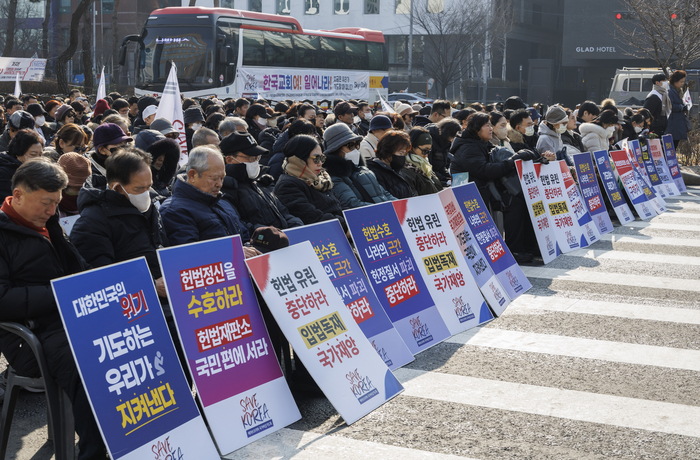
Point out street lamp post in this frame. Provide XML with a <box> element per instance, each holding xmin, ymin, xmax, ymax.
<box><xmin>519</xmin><ymin>65</ymin><xmax>523</xmax><ymax>97</ymax></box>
<box><xmin>407</xmin><ymin>0</ymin><xmax>414</xmax><ymax>93</ymax></box>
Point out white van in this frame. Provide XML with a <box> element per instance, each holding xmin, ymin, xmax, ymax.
<box><xmin>608</xmin><ymin>67</ymin><xmax>663</xmax><ymax>107</ymax></box>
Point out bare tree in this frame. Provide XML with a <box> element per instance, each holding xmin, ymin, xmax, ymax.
<box><xmin>43</xmin><ymin>0</ymin><xmax>53</xmax><ymax>59</ymax></box>
<box><xmin>111</xmin><ymin>0</ymin><xmax>122</xmax><ymax>85</ymax></box>
<box><xmin>81</xmin><ymin>5</ymin><xmax>94</xmax><ymax>94</ymax></box>
<box><xmin>614</xmin><ymin>0</ymin><xmax>700</xmax><ymax>73</ymax></box>
<box><xmin>56</xmin><ymin>0</ymin><xmax>94</xmax><ymax>94</ymax></box>
<box><xmin>409</xmin><ymin>0</ymin><xmax>507</xmax><ymax>98</ymax></box>
<box><xmin>2</xmin><ymin>0</ymin><xmax>18</xmax><ymax>56</ymax></box>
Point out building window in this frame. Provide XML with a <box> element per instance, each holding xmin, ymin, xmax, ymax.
<box><xmin>58</xmin><ymin>0</ymin><xmax>71</xmax><ymax>14</ymax></box>
<box><xmin>365</xmin><ymin>0</ymin><xmax>379</xmax><ymax>14</ymax></box>
<box><xmin>427</xmin><ymin>0</ymin><xmax>443</xmax><ymax>13</ymax></box>
<box><xmin>395</xmin><ymin>0</ymin><xmax>410</xmax><ymax>14</ymax></box>
<box><xmin>249</xmin><ymin>0</ymin><xmax>262</xmax><ymax>12</ymax></box>
<box><xmin>277</xmin><ymin>0</ymin><xmax>291</xmax><ymax>15</ymax></box>
<box><xmin>334</xmin><ymin>0</ymin><xmax>349</xmax><ymax>14</ymax></box>
<box><xmin>102</xmin><ymin>0</ymin><xmax>115</xmax><ymax>14</ymax></box>
<box><xmin>532</xmin><ymin>3</ymin><xmax>542</xmax><ymax>26</ymax></box>
<box><xmin>305</xmin><ymin>0</ymin><xmax>319</xmax><ymax>14</ymax></box>
<box><xmin>221</xmin><ymin>0</ymin><xmax>234</xmax><ymax>8</ymax></box>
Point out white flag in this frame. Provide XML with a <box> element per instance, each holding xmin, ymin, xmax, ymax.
<box><xmin>683</xmin><ymin>88</ymin><xmax>693</xmax><ymax>110</ymax></box>
<box><xmin>377</xmin><ymin>90</ymin><xmax>395</xmax><ymax>113</ymax></box>
<box><xmin>155</xmin><ymin>63</ymin><xmax>188</xmax><ymax>166</ymax></box>
<box><xmin>14</xmin><ymin>73</ymin><xmax>21</xmax><ymax>98</ymax></box>
<box><xmin>96</xmin><ymin>66</ymin><xmax>106</xmax><ymax>101</ymax></box>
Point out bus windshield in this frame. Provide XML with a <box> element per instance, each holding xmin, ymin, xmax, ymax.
<box><xmin>137</xmin><ymin>26</ymin><xmax>215</xmax><ymax>92</ymax></box>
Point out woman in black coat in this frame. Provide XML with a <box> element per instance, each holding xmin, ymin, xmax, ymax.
<box><xmin>665</xmin><ymin>70</ymin><xmax>689</xmax><ymax>149</ymax></box>
<box><xmin>367</xmin><ymin>130</ymin><xmax>416</xmax><ymax>199</ymax></box>
<box><xmin>273</xmin><ymin>135</ymin><xmax>347</xmax><ymax>230</ymax></box>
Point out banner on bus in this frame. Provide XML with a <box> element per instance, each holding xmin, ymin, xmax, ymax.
<box><xmin>246</xmin><ymin>242</ymin><xmax>404</xmax><ymax>425</ymax></box>
<box><xmin>648</xmin><ymin>139</ymin><xmax>681</xmax><ymax>196</ymax></box>
<box><xmin>344</xmin><ymin>202</ymin><xmax>451</xmax><ymax>355</ymax></box>
<box><xmin>51</xmin><ymin>258</ymin><xmax>219</xmax><ymax>460</ymax></box>
<box><xmin>157</xmin><ymin>236</ymin><xmax>300</xmax><ymax>454</ymax></box>
<box><xmin>559</xmin><ymin>161</ymin><xmax>601</xmax><ymax>246</ymax></box>
<box><xmin>237</xmin><ymin>67</ymin><xmax>370</xmax><ymax>100</ymax></box>
<box><xmin>572</xmin><ymin>152</ymin><xmax>613</xmax><ymax>236</ymax></box>
<box><xmin>285</xmin><ymin>220</ymin><xmax>414</xmax><ymax>370</ymax></box>
<box><xmin>0</xmin><ymin>57</ymin><xmax>47</xmax><ymax>81</ymax></box>
<box><xmin>448</xmin><ymin>183</ymin><xmax>531</xmax><ymax>307</ymax></box>
<box><xmin>609</xmin><ymin>150</ymin><xmax>656</xmax><ymax>220</ymax></box>
<box><xmin>438</xmin><ymin>188</ymin><xmax>511</xmax><ymax>314</ymax></box>
<box><xmin>592</xmin><ymin>150</ymin><xmax>635</xmax><ymax>225</ymax></box>
<box><xmin>516</xmin><ymin>159</ymin><xmax>560</xmax><ymax>264</ymax></box>
<box><xmin>393</xmin><ymin>195</ymin><xmax>493</xmax><ymax>333</ymax></box>
<box><xmin>661</xmin><ymin>134</ymin><xmax>687</xmax><ymax>193</ymax></box>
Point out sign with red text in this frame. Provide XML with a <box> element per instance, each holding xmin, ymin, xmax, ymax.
<box><xmin>285</xmin><ymin>220</ymin><xmax>414</xmax><ymax>370</ymax></box>
<box><xmin>592</xmin><ymin>150</ymin><xmax>635</xmax><ymax>225</ymax></box>
<box><xmin>572</xmin><ymin>152</ymin><xmax>613</xmax><ymax>236</ymax></box>
<box><xmin>662</xmin><ymin>134</ymin><xmax>687</xmax><ymax>193</ymax></box>
<box><xmin>393</xmin><ymin>195</ymin><xmax>493</xmax><ymax>332</ymax></box>
<box><xmin>609</xmin><ymin>150</ymin><xmax>656</xmax><ymax>220</ymax></box>
<box><xmin>246</xmin><ymin>242</ymin><xmax>404</xmax><ymax>425</ymax></box>
<box><xmin>538</xmin><ymin>161</ymin><xmax>586</xmax><ymax>252</ymax></box>
<box><xmin>438</xmin><ymin>188</ymin><xmax>511</xmax><ymax>314</ymax></box>
<box><xmin>157</xmin><ymin>236</ymin><xmax>300</xmax><ymax>454</ymax></box>
<box><xmin>648</xmin><ymin>139</ymin><xmax>681</xmax><ymax>196</ymax></box>
<box><xmin>51</xmin><ymin>258</ymin><xmax>219</xmax><ymax>460</ymax></box>
<box><xmin>559</xmin><ymin>161</ymin><xmax>601</xmax><ymax>246</ymax></box>
<box><xmin>636</xmin><ymin>139</ymin><xmax>670</xmax><ymax>198</ymax></box>
<box><xmin>516</xmin><ymin>160</ymin><xmax>560</xmax><ymax>263</ymax></box>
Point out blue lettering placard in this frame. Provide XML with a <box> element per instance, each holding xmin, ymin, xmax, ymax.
<box><xmin>344</xmin><ymin>203</ymin><xmax>451</xmax><ymax>355</ymax></box>
<box><xmin>572</xmin><ymin>152</ymin><xmax>613</xmax><ymax>235</ymax></box>
<box><xmin>285</xmin><ymin>220</ymin><xmax>414</xmax><ymax>370</ymax></box>
<box><xmin>662</xmin><ymin>134</ymin><xmax>687</xmax><ymax>193</ymax></box>
<box><xmin>52</xmin><ymin>258</ymin><xmax>219</xmax><ymax>460</ymax></box>
<box><xmin>592</xmin><ymin>150</ymin><xmax>635</xmax><ymax>225</ymax></box>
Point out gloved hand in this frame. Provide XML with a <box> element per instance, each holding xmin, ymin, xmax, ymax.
<box><xmin>512</xmin><ymin>149</ymin><xmax>538</xmax><ymax>161</ymax></box>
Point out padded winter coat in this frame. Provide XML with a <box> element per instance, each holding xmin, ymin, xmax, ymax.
<box><xmin>274</xmin><ymin>172</ymin><xmax>347</xmax><ymax>230</ymax></box>
<box><xmin>323</xmin><ymin>154</ymin><xmax>395</xmax><ymax>209</ymax></box>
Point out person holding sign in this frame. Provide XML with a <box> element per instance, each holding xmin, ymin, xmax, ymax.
<box><xmin>0</xmin><ymin>159</ymin><xmax>106</xmax><ymax>459</ymax></box>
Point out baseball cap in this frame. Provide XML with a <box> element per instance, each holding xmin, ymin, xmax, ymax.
<box><xmin>150</xmin><ymin>118</ymin><xmax>180</xmax><ymax>136</ymax></box>
<box><xmin>334</xmin><ymin>101</ymin><xmax>358</xmax><ymax>117</ymax></box>
<box><xmin>246</xmin><ymin>104</ymin><xmax>270</xmax><ymax>119</ymax></box>
<box><xmin>219</xmin><ymin>131</ymin><xmax>268</xmax><ymax>157</ymax></box>
<box><xmin>142</xmin><ymin>105</ymin><xmax>158</xmax><ymax>119</ymax></box>
<box><xmin>251</xmin><ymin>226</ymin><xmax>289</xmax><ymax>253</ymax></box>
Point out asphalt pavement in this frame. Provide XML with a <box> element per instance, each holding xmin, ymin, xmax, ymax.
<box><xmin>4</xmin><ymin>186</ymin><xmax>700</xmax><ymax>460</ymax></box>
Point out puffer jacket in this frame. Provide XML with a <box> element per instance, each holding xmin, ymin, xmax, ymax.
<box><xmin>220</xmin><ymin>162</ymin><xmax>303</xmax><ymax>231</ymax></box>
<box><xmin>70</xmin><ymin>184</ymin><xmax>168</xmax><ymax>280</ymax></box>
<box><xmin>665</xmin><ymin>86</ymin><xmax>688</xmax><ymax>141</ymax></box>
<box><xmin>367</xmin><ymin>158</ymin><xmax>416</xmax><ymax>200</ymax></box>
<box><xmin>323</xmin><ymin>154</ymin><xmax>395</xmax><ymax>209</ymax></box>
<box><xmin>536</xmin><ymin>122</ymin><xmax>563</xmax><ymax>155</ymax></box>
<box><xmin>258</xmin><ymin>127</ymin><xmax>280</xmax><ymax>165</ymax></box>
<box><xmin>274</xmin><ymin>172</ymin><xmax>347</xmax><ymax>230</ymax></box>
<box><xmin>0</xmin><ymin>153</ymin><xmax>22</xmax><ymax>200</ymax></box>
<box><xmin>561</xmin><ymin>130</ymin><xmax>585</xmax><ymax>154</ymax></box>
<box><xmin>160</xmin><ymin>175</ymin><xmax>250</xmax><ymax>246</ymax></box>
<box><xmin>400</xmin><ymin>160</ymin><xmax>442</xmax><ymax>196</ymax></box>
<box><xmin>426</xmin><ymin>124</ymin><xmax>451</xmax><ymax>185</ymax></box>
<box><xmin>579</xmin><ymin>123</ymin><xmax>610</xmax><ymax>153</ymax></box>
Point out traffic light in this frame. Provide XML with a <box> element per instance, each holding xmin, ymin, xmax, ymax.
<box><xmin>614</xmin><ymin>11</ymin><xmax>633</xmax><ymax>20</ymax></box>
<box><xmin>671</xmin><ymin>13</ymin><xmax>678</xmax><ymax>19</ymax></box>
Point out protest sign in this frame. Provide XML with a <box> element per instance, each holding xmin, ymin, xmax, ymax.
<box><xmin>155</xmin><ymin>63</ymin><xmax>188</xmax><ymax>165</ymax></box>
<box><xmin>51</xmin><ymin>258</ymin><xmax>219</xmax><ymax>460</ymax></box>
<box><xmin>537</xmin><ymin>161</ymin><xmax>586</xmax><ymax>252</ymax></box>
<box><xmin>648</xmin><ymin>139</ymin><xmax>681</xmax><ymax>196</ymax></box>
<box><xmin>516</xmin><ymin>160</ymin><xmax>560</xmax><ymax>264</ymax></box>
<box><xmin>559</xmin><ymin>161</ymin><xmax>601</xmax><ymax>246</ymax></box>
<box><xmin>609</xmin><ymin>150</ymin><xmax>656</xmax><ymax>220</ymax></box>
<box><xmin>285</xmin><ymin>220</ymin><xmax>414</xmax><ymax>370</ymax></box>
<box><xmin>662</xmin><ymin>134</ymin><xmax>687</xmax><ymax>193</ymax></box>
<box><xmin>621</xmin><ymin>138</ymin><xmax>650</xmax><ymax>187</ymax></box>
<box><xmin>344</xmin><ymin>203</ymin><xmax>451</xmax><ymax>354</ymax></box>
<box><xmin>452</xmin><ymin>173</ymin><xmax>470</xmax><ymax>186</ymax></box>
<box><xmin>636</xmin><ymin>139</ymin><xmax>670</xmax><ymax>197</ymax></box>
<box><xmin>0</xmin><ymin>57</ymin><xmax>47</xmax><ymax>81</ymax></box>
<box><xmin>449</xmin><ymin>183</ymin><xmax>532</xmax><ymax>306</ymax></box>
<box><xmin>439</xmin><ymin>188</ymin><xmax>511</xmax><ymax>314</ymax></box>
<box><xmin>592</xmin><ymin>150</ymin><xmax>635</xmax><ymax>225</ymax></box>
<box><xmin>393</xmin><ymin>195</ymin><xmax>492</xmax><ymax>332</ymax></box>
<box><xmin>157</xmin><ymin>236</ymin><xmax>300</xmax><ymax>454</ymax></box>
<box><xmin>572</xmin><ymin>152</ymin><xmax>613</xmax><ymax>236</ymax></box>
<box><xmin>246</xmin><ymin>242</ymin><xmax>404</xmax><ymax>425</ymax></box>
<box><xmin>632</xmin><ymin>160</ymin><xmax>667</xmax><ymax>215</ymax></box>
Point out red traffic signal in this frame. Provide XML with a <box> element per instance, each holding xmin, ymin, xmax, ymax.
<box><xmin>671</xmin><ymin>13</ymin><xmax>678</xmax><ymax>19</ymax></box>
<box><xmin>616</xmin><ymin>13</ymin><xmax>622</xmax><ymax>19</ymax></box>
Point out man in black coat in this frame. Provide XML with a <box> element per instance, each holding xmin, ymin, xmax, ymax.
<box><xmin>219</xmin><ymin>132</ymin><xmax>303</xmax><ymax>233</ymax></box>
<box><xmin>0</xmin><ymin>159</ymin><xmax>106</xmax><ymax>459</ymax></box>
<box><xmin>643</xmin><ymin>73</ymin><xmax>670</xmax><ymax>136</ymax></box>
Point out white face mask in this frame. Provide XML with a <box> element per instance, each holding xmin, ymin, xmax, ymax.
<box><xmin>267</xmin><ymin>117</ymin><xmax>278</xmax><ymax>127</ymax></box>
<box><xmin>245</xmin><ymin>160</ymin><xmax>260</xmax><ymax>179</ymax></box>
<box><xmin>606</xmin><ymin>126</ymin><xmax>616</xmax><ymax>136</ymax></box>
<box><xmin>634</xmin><ymin>126</ymin><xmax>642</xmax><ymax>133</ymax></box>
<box><xmin>494</xmin><ymin>126</ymin><xmax>508</xmax><ymax>140</ymax></box>
<box><xmin>363</xmin><ymin>112</ymin><xmax>373</xmax><ymax>122</ymax></box>
<box><xmin>346</xmin><ymin>149</ymin><xmax>361</xmax><ymax>166</ymax></box>
<box><xmin>555</xmin><ymin>124</ymin><xmax>567</xmax><ymax>134</ymax></box>
<box><xmin>524</xmin><ymin>126</ymin><xmax>535</xmax><ymax>137</ymax></box>
<box><xmin>191</xmin><ymin>123</ymin><xmax>203</xmax><ymax>131</ymax></box>
<box><xmin>35</xmin><ymin>116</ymin><xmax>45</xmax><ymax>127</ymax></box>
<box><xmin>113</xmin><ymin>183</ymin><xmax>151</xmax><ymax>212</ymax></box>
<box><xmin>353</xmin><ymin>115</ymin><xmax>361</xmax><ymax>124</ymax></box>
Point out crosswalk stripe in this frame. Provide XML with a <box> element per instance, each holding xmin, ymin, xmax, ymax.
<box><xmin>598</xmin><ymin>233</ymin><xmax>700</xmax><ymax>247</ymax></box>
<box><xmin>222</xmin><ymin>427</ymin><xmax>475</xmax><ymax>459</ymax></box>
<box><xmin>655</xmin><ymin>211</ymin><xmax>700</xmax><ymax>219</ymax></box>
<box><xmin>508</xmin><ymin>294</ymin><xmax>700</xmax><ymax>325</ymax></box>
<box><xmin>566</xmin><ymin>247</ymin><xmax>700</xmax><ymax>266</ymax></box>
<box><xmin>623</xmin><ymin>221</ymin><xmax>700</xmax><ymax>231</ymax></box>
<box><xmin>521</xmin><ymin>265</ymin><xmax>700</xmax><ymax>292</ymax></box>
<box><xmin>665</xmin><ymin>195</ymin><xmax>700</xmax><ymax>202</ymax></box>
<box><xmin>394</xmin><ymin>369</ymin><xmax>700</xmax><ymax>438</ymax></box>
<box><xmin>446</xmin><ymin>327</ymin><xmax>700</xmax><ymax>371</ymax></box>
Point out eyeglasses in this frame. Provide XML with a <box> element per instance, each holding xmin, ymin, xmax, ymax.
<box><xmin>109</xmin><ymin>146</ymin><xmax>123</xmax><ymax>154</ymax></box>
<box><xmin>418</xmin><ymin>147</ymin><xmax>431</xmax><ymax>155</ymax></box>
<box><xmin>346</xmin><ymin>141</ymin><xmax>361</xmax><ymax>150</ymax></box>
<box><xmin>238</xmin><ymin>154</ymin><xmax>262</xmax><ymax>162</ymax></box>
<box><xmin>310</xmin><ymin>154</ymin><xmax>326</xmax><ymax>164</ymax></box>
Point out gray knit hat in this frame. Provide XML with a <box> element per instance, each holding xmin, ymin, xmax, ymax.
<box><xmin>323</xmin><ymin>123</ymin><xmax>362</xmax><ymax>155</ymax></box>
<box><xmin>545</xmin><ymin>105</ymin><xmax>568</xmax><ymax>124</ymax></box>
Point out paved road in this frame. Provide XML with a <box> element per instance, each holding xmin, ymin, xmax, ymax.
<box><xmin>5</xmin><ymin>187</ymin><xmax>700</xmax><ymax>459</ymax></box>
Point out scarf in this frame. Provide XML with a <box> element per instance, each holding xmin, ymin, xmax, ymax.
<box><xmin>283</xmin><ymin>156</ymin><xmax>333</xmax><ymax>192</ymax></box>
<box><xmin>652</xmin><ymin>85</ymin><xmax>672</xmax><ymax>118</ymax></box>
<box><xmin>406</xmin><ymin>152</ymin><xmax>433</xmax><ymax>177</ymax></box>
<box><xmin>1</xmin><ymin>196</ymin><xmax>50</xmax><ymax>240</ymax></box>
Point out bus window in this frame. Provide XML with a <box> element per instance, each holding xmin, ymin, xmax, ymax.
<box><xmin>345</xmin><ymin>40</ymin><xmax>368</xmax><ymax>69</ymax></box>
<box><xmin>293</xmin><ymin>34</ymin><xmax>321</xmax><ymax>68</ymax></box>
<box><xmin>321</xmin><ymin>37</ymin><xmax>345</xmax><ymax>69</ymax></box>
<box><xmin>264</xmin><ymin>31</ymin><xmax>294</xmax><ymax>68</ymax></box>
<box><xmin>217</xmin><ymin>21</ymin><xmax>239</xmax><ymax>85</ymax></box>
<box><xmin>621</xmin><ymin>78</ymin><xmax>628</xmax><ymax>91</ymax></box>
<box><xmin>243</xmin><ymin>29</ymin><xmax>265</xmax><ymax>67</ymax></box>
<box><xmin>367</xmin><ymin>42</ymin><xmax>386</xmax><ymax>71</ymax></box>
<box><xmin>642</xmin><ymin>78</ymin><xmax>653</xmax><ymax>92</ymax></box>
<box><xmin>629</xmin><ymin>78</ymin><xmax>641</xmax><ymax>92</ymax></box>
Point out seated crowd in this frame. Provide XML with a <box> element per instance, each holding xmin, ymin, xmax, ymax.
<box><xmin>0</xmin><ymin>72</ymin><xmax>688</xmax><ymax>458</ymax></box>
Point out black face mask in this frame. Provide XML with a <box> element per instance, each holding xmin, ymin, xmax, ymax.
<box><xmin>390</xmin><ymin>154</ymin><xmax>406</xmax><ymax>171</ymax></box>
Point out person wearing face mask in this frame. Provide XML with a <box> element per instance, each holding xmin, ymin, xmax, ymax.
<box><xmin>356</xmin><ymin>102</ymin><xmax>373</xmax><ymax>136</ymax></box>
<box><xmin>87</xmin><ymin>123</ymin><xmax>133</xmax><ymax>179</ymax></box>
<box><xmin>26</xmin><ymin>103</ymin><xmax>53</xmax><ymax>143</ymax></box>
<box><xmin>561</xmin><ymin>109</ymin><xmax>585</xmax><ymax>154</ymax></box>
<box><xmin>146</xmin><ymin>138</ymin><xmax>180</xmax><ymax>198</ymax></box>
<box><xmin>427</xmin><ymin>117</ymin><xmax>461</xmax><ymax>186</ymax></box>
<box><xmin>183</xmin><ymin>106</ymin><xmax>205</xmax><ymax>152</ymax></box>
<box><xmin>257</xmin><ymin>110</ymin><xmax>284</xmax><ymax>162</ymax></box>
<box><xmin>244</xmin><ymin>103</ymin><xmax>271</xmax><ymax>143</ymax></box>
<box><xmin>268</xmin><ymin>119</ymin><xmax>318</xmax><ymax>181</ymax></box>
<box><xmin>367</xmin><ymin>130</ymin><xmax>416</xmax><ymax>199</ymax></box>
<box><xmin>322</xmin><ymin>123</ymin><xmax>395</xmax><ymax>210</ymax></box>
<box><xmin>643</xmin><ymin>74</ymin><xmax>670</xmax><ymax>137</ymax></box>
<box><xmin>579</xmin><ymin>109</ymin><xmax>619</xmax><ymax>153</ymax></box>
<box><xmin>56</xmin><ymin>152</ymin><xmax>92</xmax><ymax>217</ymax></box>
<box><xmin>219</xmin><ymin>132</ymin><xmax>302</xmax><ymax>231</ymax></box>
<box><xmin>507</xmin><ymin>109</ymin><xmax>537</xmax><ymax>153</ymax></box>
<box><xmin>537</xmin><ymin>105</ymin><xmax>573</xmax><ymax>166</ymax></box>
<box><xmin>402</xmin><ymin>128</ymin><xmax>442</xmax><ymax>196</ymax></box>
<box><xmin>623</xmin><ymin>114</ymin><xmax>647</xmax><ymax>141</ymax></box>
<box><xmin>489</xmin><ymin>111</ymin><xmax>514</xmax><ymax>152</ymax></box>
<box><xmin>664</xmin><ymin>70</ymin><xmax>689</xmax><ymax>149</ymax></box>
